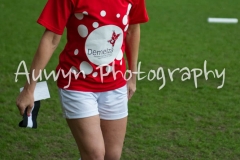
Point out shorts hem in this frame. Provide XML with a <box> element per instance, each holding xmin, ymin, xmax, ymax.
<box><xmin>99</xmin><ymin>112</ymin><xmax>128</xmax><ymax>120</ymax></box>
<box><xmin>63</xmin><ymin>111</ymin><xmax>99</xmax><ymax>119</ymax></box>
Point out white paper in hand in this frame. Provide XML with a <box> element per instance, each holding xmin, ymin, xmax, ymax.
<box><xmin>20</xmin><ymin>81</ymin><xmax>50</xmax><ymax>101</ymax></box>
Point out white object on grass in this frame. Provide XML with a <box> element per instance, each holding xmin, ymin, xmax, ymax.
<box><xmin>208</xmin><ymin>18</ymin><xmax>238</xmax><ymax>24</ymax></box>
<box><xmin>20</xmin><ymin>81</ymin><xmax>50</xmax><ymax>101</ymax></box>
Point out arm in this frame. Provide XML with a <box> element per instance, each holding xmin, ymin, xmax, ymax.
<box><xmin>16</xmin><ymin>29</ymin><xmax>61</xmax><ymax>116</ymax></box>
<box><xmin>125</xmin><ymin>24</ymin><xmax>140</xmax><ymax>99</ymax></box>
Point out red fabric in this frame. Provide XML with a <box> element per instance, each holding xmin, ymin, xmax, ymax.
<box><xmin>129</xmin><ymin>0</ymin><xmax>149</xmax><ymax>24</ymax></box>
<box><xmin>37</xmin><ymin>0</ymin><xmax>149</xmax><ymax>92</ymax></box>
<box><xmin>37</xmin><ymin>0</ymin><xmax>73</xmax><ymax>35</ymax></box>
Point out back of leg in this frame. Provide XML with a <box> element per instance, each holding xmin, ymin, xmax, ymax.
<box><xmin>66</xmin><ymin>116</ymin><xmax>105</xmax><ymax>160</ymax></box>
<box><xmin>101</xmin><ymin>117</ymin><xmax>127</xmax><ymax>160</ymax></box>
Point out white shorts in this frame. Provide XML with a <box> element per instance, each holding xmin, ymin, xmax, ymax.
<box><xmin>58</xmin><ymin>85</ymin><xmax>128</xmax><ymax>120</ymax></box>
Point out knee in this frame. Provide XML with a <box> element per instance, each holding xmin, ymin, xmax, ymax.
<box><xmin>104</xmin><ymin>148</ymin><xmax>122</xmax><ymax>160</ymax></box>
<box><xmin>90</xmin><ymin>150</ymin><xmax>105</xmax><ymax>160</ymax></box>
<box><xmin>82</xmin><ymin>148</ymin><xmax>105</xmax><ymax>160</ymax></box>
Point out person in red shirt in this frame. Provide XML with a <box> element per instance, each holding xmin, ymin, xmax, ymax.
<box><xmin>16</xmin><ymin>0</ymin><xmax>149</xmax><ymax>159</ymax></box>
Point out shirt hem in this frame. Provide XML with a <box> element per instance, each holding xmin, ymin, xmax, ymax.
<box><xmin>57</xmin><ymin>81</ymin><xmax>127</xmax><ymax>92</ymax></box>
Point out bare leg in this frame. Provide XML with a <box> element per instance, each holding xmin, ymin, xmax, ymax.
<box><xmin>66</xmin><ymin>115</ymin><xmax>105</xmax><ymax>160</ymax></box>
<box><xmin>100</xmin><ymin>117</ymin><xmax>128</xmax><ymax>160</ymax></box>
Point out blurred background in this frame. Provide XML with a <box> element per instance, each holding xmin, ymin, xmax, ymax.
<box><xmin>0</xmin><ymin>0</ymin><xmax>240</xmax><ymax>159</ymax></box>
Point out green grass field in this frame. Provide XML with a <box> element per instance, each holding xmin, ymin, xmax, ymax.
<box><xmin>1</xmin><ymin>0</ymin><xmax>240</xmax><ymax>159</ymax></box>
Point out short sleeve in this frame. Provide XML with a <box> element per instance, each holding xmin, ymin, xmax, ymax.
<box><xmin>37</xmin><ymin>0</ymin><xmax>74</xmax><ymax>35</ymax></box>
<box><xmin>129</xmin><ymin>0</ymin><xmax>149</xmax><ymax>25</ymax></box>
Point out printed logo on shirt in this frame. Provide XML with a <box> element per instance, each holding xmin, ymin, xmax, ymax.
<box><xmin>85</xmin><ymin>25</ymin><xmax>123</xmax><ymax>66</ymax></box>
<box><xmin>108</xmin><ymin>31</ymin><xmax>121</xmax><ymax>47</ymax></box>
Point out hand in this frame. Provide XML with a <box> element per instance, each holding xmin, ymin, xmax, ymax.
<box><xmin>127</xmin><ymin>77</ymin><xmax>136</xmax><ymax>100</ymax></box>
<box><xmin>16</xmin><ymin>88</ymin><xmax>34</xmax><ymax>116</ymax></box>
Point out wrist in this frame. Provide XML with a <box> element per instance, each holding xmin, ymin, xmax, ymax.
<box><xmin>23</xmin><ymin>82</ymin><xmax>36</xmax><ymax>94</ymax></box>
<box><xmin>129</xmin><ymin>74</ymin><xmax>137</xmax><ymax>81</ymax></box>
